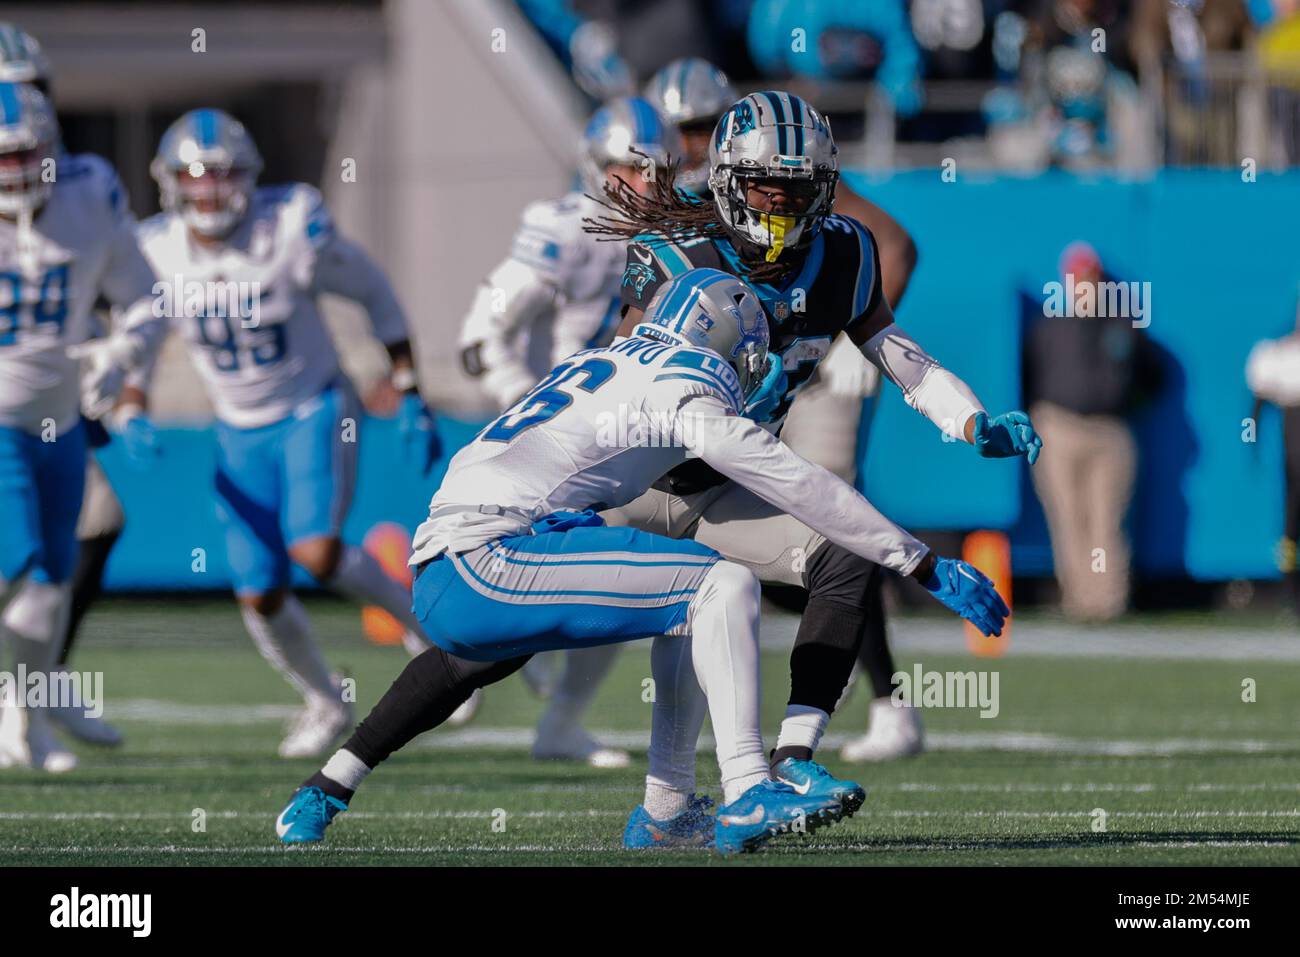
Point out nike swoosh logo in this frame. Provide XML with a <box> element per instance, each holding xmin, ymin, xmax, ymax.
<box><xmin>719</xmin><ymin>806</ymin><xmax>766</xmax><ymax>826</ymax></box>
<box><xmin>782</xmin><ymin>777</ymin><xmax>813</xmax><ymax>795</ymax></box>
<box><xmin>275</xmin><ymin>806</ymin><xmax>293</xmax><ymax>838</ymax></box>
<box><xmin>633</xmin><ymin>246</ymin><xmax>654</xmax><ymax>265</ymax></box>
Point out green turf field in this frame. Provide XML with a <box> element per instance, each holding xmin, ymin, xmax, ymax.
<box><xmin>1</xmin><ymin>596</ymin><xmax>1297</xmax><ymax>866</ymax></box>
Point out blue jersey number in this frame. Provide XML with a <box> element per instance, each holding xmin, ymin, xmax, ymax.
<box><xmin>483</xmin><ymin>356</ymin><xmax>616</xmax><ymax>443</ymax></box>
<box><xmin>0</xmin><ymin>265</ymin><xmax>70</xmax><ymax>346</ymax></box>
<box><xmin>195</xmin><ymin>311</ymin><xmax>287</xmax><ymax>371</ymax></box>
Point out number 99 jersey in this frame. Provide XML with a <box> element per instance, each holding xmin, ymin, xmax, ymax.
<box><xmin>0</xmin><ymin>153</ymin><xmax>158</xmax><ymax>435</ymax></box>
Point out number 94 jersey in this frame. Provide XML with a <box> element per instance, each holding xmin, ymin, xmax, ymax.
<box><xmin>136</xmin><ymin>184</ymin><xmax>344</xmax><ymax>428</ymax></box>
<box><xmin>0</xmin><ymin>153</ymin><xmax>158</xmax><ymax>434</ymax></box>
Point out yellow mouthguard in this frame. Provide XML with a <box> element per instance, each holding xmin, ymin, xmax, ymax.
<box><xmin>763</xmin><ymin>214</ymin><xmax>794</xmax><ymax>262</ymax></box>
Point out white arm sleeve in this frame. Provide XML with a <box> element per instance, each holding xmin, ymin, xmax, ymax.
<box><xmin>861</xmin><ymin>322</ymin><xmax>985</xmax><ymax>441</ymax></box>
<box><xmin>101</xmin><ymin>197</ymin><xmax>169</xmax><ymax>390</ymax></box>
<box><xmin>1246</xmin><ymin>336</ymin><xmax>1300</xmax><ymax>407</ymax></box>
<box><xmin>461</xmin><ymin>258</ymin><xmax>559</xmax><ymax>409</ymax></box>
<box><xmin>313</xmin><ymin>235</ymin><xmax>409</xmax><ymax>345</ymax></box>
<box><xmin>678</xmin><ymin>395</ymin><xmax>929</xmax><ymax>575</ymax></box>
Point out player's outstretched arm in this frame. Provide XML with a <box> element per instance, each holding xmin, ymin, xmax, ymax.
<box><xmin>679</xmin><ymin>397</ymin><xmax>1007</xmax><ymax>635</ymax></box>
<box><xmin>849</xmin><ymin>295</ymin><xmax>1042</xmax><ymax>463</ymax></box>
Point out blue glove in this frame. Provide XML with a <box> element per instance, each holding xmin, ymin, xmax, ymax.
<box><xmin>972</xmin><ymin>410</ymin><xmax>1043</xmax><ymax>465</ymax></box>
<box><xmin>742</xmin><ymin>354</ymin><xmax>787</xmax><ymax>423</ymax></box>
<box><xmin>398</xmin><ymin>393</ymin><xmax>441</xmax><ymax>475</ymax></box>
<box><xmin>921</xmin><ymin>557</ymin><xmax>1010</xmax><ymax>637</ymax></box>
<box><xmin>118</xmin><ymin>415</ymin><xmax>160</xmax><ymax>469</ymax></box>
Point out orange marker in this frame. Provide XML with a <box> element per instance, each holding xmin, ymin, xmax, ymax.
<box><xmin>360</xmin><ymin>522</ymin><xmax>413</xmax><ymax>645</ymax></box>
<box><xmin>963</xmin><ymin>530</ymin><xmax>1011</xmax><ymax>658</ymax></box>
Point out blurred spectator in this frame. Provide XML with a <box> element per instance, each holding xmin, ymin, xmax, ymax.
<box><xmin>986</xmin><ymin>0</ymin><xmax>1146</xmax><ymax>169</ymax></box>
<box><xmin>1254</xmin><ymin>0</ymin><xmax>1300</xmax><ymax>163</ymax></box>
<box><xmin>746</xmin><ymin>0</ymin><xmax>925</xmax><ymax>116</ymax></box>
<box><xmin>1245</xmin><ymin>298</ymin><xmax>1300</xmax><ymax>603</ymax></box>
<box><xmin>1130</xmin><ymin>0</ymin><xmax>1254</xmax><ymax>166</ymax></box>
<box><xmin>1023</xmin><ymin>242</ymin><xmax>1164</xmax><ymax>621</ymax></box>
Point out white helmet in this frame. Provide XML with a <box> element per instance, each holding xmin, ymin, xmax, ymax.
<box><xmin>579</xmin><ymin>96</ymin><xmax>680</xmax><ymax>196</ymax></box>
<box><xmin>151</xmin><ymin>108</ymin><xmax>262</xmax><ymax>238</ymax></box>
<box><xmin>0</xmin><ymin>24</ymin><xmax>50</xmax><ymax>91</ymax></box>
<box><xmin>634</xmin><ymin>267</ymin><xmax>771</xmax><ymax>401</ymax></box>
<box><xmin>643</xmin><ymin>58</ymin><xmax>737</xmax><ymax>193</ymax></box>
<box><xmin>0</xmin><ymin>82</ymin><xmax>59</xmax><ymax>216</ymax></box>
<box><xmin>709</xmin><ymin>91</ymin><xmax>839</xmax><ymax>263</ymax></box>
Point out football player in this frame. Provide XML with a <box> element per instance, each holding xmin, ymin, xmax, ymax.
<box><xmin>586</xmin><ymin>90</ymin><xmax>1041</xmax><ymax>823</ymax></box>
<box><xmin>275</xmin><ymin>269</ymin><xmax>1008</xmax><ymax>853</ymax></box>
<box><xmin>123</xmin><ymin>109</ymin><xmax>441</xmax><ymax>758</ymax></box>
<box><xmin>455</xmin><ymin>96</ymin><xmax>679</xmax><ymax>768</ymax></box>
<box><xmin>0</xmin><ymin>82</ymin><xmax>167</xmax><ymax>771</ymax></box>
<box><xmin>0</xmin><ymin>22</ymin><xmax>133</xmax><ymax>749</ymax></box>
<box><xmin>644</xmin><ymin>59</ymin><xmax>933</xmax><ymax>760</ymax></box>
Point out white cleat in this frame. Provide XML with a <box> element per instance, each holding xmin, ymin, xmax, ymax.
<box><xmin>839</xmin><ymin>696</ymin><xmax>925</xmax><ymax>763</ymax></box>
<box><xmin>0</xmin><ymin>703</ymin><xmax>78</xmax><ymax>773</ymax></box>
<box><xmin>49</xmin><ymin>704</ymin><xmax>125</xmax><ymax>748</ymax></box>
<box><xmin>532</xmin><ymin>718</ymin><xmax>630</xmax><ymax>769</ymax></box>
<box><xmin>445</xmin><ymin>688</ymin><xmax>482</xmax><ymax>727</ymax></box>
<box><xmin>278</xmin><ymin>694</ymin><xmax>353</xmax><ymax>759</ymax></box>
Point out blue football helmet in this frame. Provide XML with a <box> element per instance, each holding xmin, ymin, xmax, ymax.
<box><xmin>0</xmin><ymin>81</ymin><xmax>59</xmax><ymax>216</ymax></box>
<box><xmin>151</xmin><ymin>108</ymin><xmax>262</xmax><ymax>238</ymax></box>
<box><xmin>580</xmin><ymin>96</ymin><xmax>680</xmax><ymax>196</ymax></box>
<box><xmin>634</xmin><ymin>267</ymin><xmax>771</xmax><ymax>400</ymax></box>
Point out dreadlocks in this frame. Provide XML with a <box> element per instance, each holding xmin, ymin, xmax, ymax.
<box><xmin>582</xmin><ymin>159</ymin><xmax>795</xmax><ymax>285</ymax></box>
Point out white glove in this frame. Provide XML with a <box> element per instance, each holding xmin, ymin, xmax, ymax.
<box><xmin>67</xmin><ymin>336</ymin><xmax>139</xmax><ymax>420</ymax></box>
<box><xmin>821</xmin><ymin>334</ymin><xmax>880</xmax><ymax>399</ymax></box>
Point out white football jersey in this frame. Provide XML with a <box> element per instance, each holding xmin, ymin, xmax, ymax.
<box><xmin>410</xmin><ymin>335</ymin><xmax>927</xmax><ymax>576</ymax></box>
<box><xmin>137</xmin><ymin>184</ymin><xmax>408</xmax><ymax>429</ymax></box>
<box><xmin>459</xmin><ymin>191</ymin><xmax>626</xmax><ymax>409</ymax></box>
<box><xmin>0</xmin><ymin>153</ymin><xmax>158</xmax><ymax>434</ymax></box>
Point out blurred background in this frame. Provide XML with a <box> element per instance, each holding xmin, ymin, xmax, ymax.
<box><xmin>16</xmin><ymin>0</ymin><xmax>1300</xmax><ymax>618</ymax></box>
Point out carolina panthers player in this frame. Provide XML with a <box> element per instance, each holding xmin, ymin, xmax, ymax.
<box><xmin>586</xmin><ymin>91</ymin><xmax>1041</xmax><ymax>823</ymax></box>
<box><xmin>275</xmin><ymin>269</ymin><xmax>1008</xmax><ymax>853</ymax></box>
<box><xmin>644</xmin><ymin>58</ymin><xmax>931</xmax><ymax>762</ymax></box>
<box><xmin>0</xmin><ymin>22</ymin><xmax>134</xmax><ymax>751</ymax></box>
<box><xmin>124</xmin><ymin>109</ymin><xmax>442</xmax><ymax>758</ymax></box>
<box><xmin>455</xmin><ymin>96</ymin><xmax>679</xmax><ymax>768</ymax></box>
<box><xmin>0</xmin><ymin>82</ymin><xmax>166</xmax><ymax>771</ymax></box>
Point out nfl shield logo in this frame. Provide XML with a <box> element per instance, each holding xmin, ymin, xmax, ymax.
<box><xmin>773</xmin><ymin>301</ymin><xmax>790</xmax><ymax>321</ymax></box>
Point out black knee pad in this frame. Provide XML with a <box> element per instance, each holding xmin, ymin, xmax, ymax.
<box><xmin>802</xmin><ymin>541</ymin><xmax>879</xmax><ymax>609</ymax></box>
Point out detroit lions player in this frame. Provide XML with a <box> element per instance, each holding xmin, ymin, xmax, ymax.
<box><xmin>587</xmin><ymin>91</ymin><xmax>1041</xmax><ymax>821</ymax></box>
<box><xmin>124</xmin><ymin>109</ymin><xmax>441</xmax><ymax>758</ymax></box>
<box><xmin>456</xmin><ymin>96</ymin><xmax>679</xmax><ymax>768</ymax></box>
<box><xmin>0</xmin><ymin>82</ymin><xmax>166</xmax><ymax>771</ymax></box>
<box><xmin>275</xmin><ymin>269</ymin><xmax>1008</xmax><ymax>853</ymax></box>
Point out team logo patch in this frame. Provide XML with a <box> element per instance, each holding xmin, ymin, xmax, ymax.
<box><xmin>623</xmin><ymin>262</ymin><xmax>656</xmax><ymax>300</ymax></box>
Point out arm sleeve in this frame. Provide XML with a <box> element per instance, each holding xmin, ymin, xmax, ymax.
<box><xmin>1247</xmin><ymin>336</ymin><xmax>1300</xmax><ymax>406</ymax></box>
<box><xmin>313</xmin><ymin>234</ymin><xmax>409</xmax><ymax>345</ymax></box>
<box><xmin>460</xmin><ymin>257</ymin><xmax>559</xmax><ymax>410</ymax></box>
<box><xmin>620</xmin><ymin>239</ymin><xmax>674</xmax><ymax>311</ymax></box>
<box><xmin>677</xmin><ymin>394</ymin><xmax>929</xmax><ymax>574</ymax></box>
<box><xmin>98</xmin><ymin>174</ymin><xmax>170</xmax><ymax>383</ymax></box>
<box><xmin>860</xmin><ymin>322</ymin><xmax>985</xmax><ymax>441</ymax></box>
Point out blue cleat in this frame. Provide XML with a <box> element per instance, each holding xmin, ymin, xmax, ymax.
<box><xmin>772</xmin><ymin>757</ymin><xmax>867</xmax><ymax>820</ymax></box>
<box><xmin>623</xmin><ymin>794</ymin><xmax>715</xmax><ymax>849</ymax></box>
<box><xmin>713</xmin><ymin>779</ymin><xmax>840</xmax><ymax>855</ymax></box>
<box><xmin>276</xmin><ymin>786</ymin><xmax>347</xmax><ymax>844</ymax></box>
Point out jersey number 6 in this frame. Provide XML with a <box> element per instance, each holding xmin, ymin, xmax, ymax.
<box><xmin>482</xmin><ymin>356</ymin><xmax>616</xmax><ymax>443</ymax></box>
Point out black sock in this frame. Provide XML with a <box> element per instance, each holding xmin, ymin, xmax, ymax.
<box><xmin>787</xmin><ymin>597</ymin><xmax>866</xmax><ymax>716</ymax></box>
<box><xmin>303</xmin><ymin>647</ymin><xmax>531</xmax><ymax>798</ymax></box>
<box><xmin>60</xmin><ymin>530</ymin><xmax>121</xmax><ymax>666</ymax></box>
<box><xmin>304</xmin><ymin>770</ymin><xmax>355</xmax><ymax>803</ymax></box>
<box><xmin>854</xmin><ymin>573</ymin><xmax>895</xmax><ymax>699</ymax></box>
<box><xmin>771</xmin><ymin>745</ymin><xmax>812</xmax><ymax>767</ymax></box>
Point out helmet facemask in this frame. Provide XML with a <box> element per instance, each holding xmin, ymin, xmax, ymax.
<box><xmin>157</xmin><ymin>161</ymin><xmax>256</xmax><ymax>238</ymax></box>
<box><xmin>0</xmin><ymin>139</ymin><xmax>55</xmax><ymax>216</ymax></box>
<box><xmin>711</xmin><ymin>163</ymin><xmax>837</xmax><ymax>264</ymax></box>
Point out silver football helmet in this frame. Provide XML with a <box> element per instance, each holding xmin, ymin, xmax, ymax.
<box><xmin>0</xmin><ymin>82</ymin><xmax>59</xmax><ymax>216</ymax></box>
<box><xmin>151</xmin><ymin>108</ymin><xmax>262</xmax><ymax>238</ymax></box>
<box><xmin>634</xmin><ymin>267</ymin><xmax>771</xmax><ymax>401</ymax></box>
<box><xmin>643</xmin><ymin>58</ymin><xmax>736</xmax><ymax>193</ymax></box>
<box><xmin>0</xmin><ymin>24</ymin><xmax>50</xmax><ymax>91</ymax></box>
<box><xmin>709</xmin><ymin>91</ymin><xmax>839</xmax><ymax>263</ymax></box>
<box><xmin>579</xmin><ymin>96</ymin><xmax>680</xmax><ymax>196</ymax></box>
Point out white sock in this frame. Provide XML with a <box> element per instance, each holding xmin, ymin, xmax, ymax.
<box><xmin>321</xmin><ymin>748</ymin><xmax>371</xmax><ymax>794</ymax></box>
<box><xmin>537</xmin><ymin>644</ymin><xmax>620</xmax><ymax>733</ymax></box>
<box><xmin>685</xmin><ymin>562</ymin><xmax>769</xmax><ymax>806</ymax></box>
<box><xmin>645</xmin><ymin>633</ymin><xmax>708</xmax><ymax>801</ymax></box>
<box><xmin>327</xmin><ymin>545</ymin><xmax>431</xmax><ymax>648</ymax></box>
<box><xmin>775</xmin><ymin>704</ymin><xmax>830</xmax><ymax>755</ymax></box>
<box><xmin>644</xmin><ymin>783</ymin><xmax>690</xmax><ymax>821</ymax></box>
<box><xmin>240</xmin><ymin>595</ymin><xmax>335</xmax><ymax>701</ymax></box>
